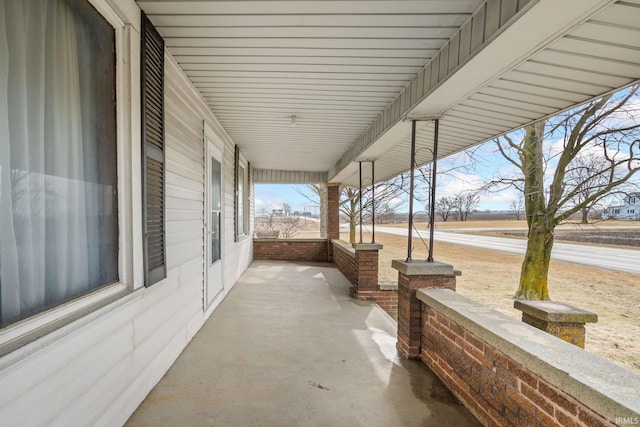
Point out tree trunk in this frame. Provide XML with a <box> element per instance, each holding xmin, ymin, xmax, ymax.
<box><xmin>348</xmin><ymin>196</ymin><xmax>358</xmax><ymax>243</ymax></box>
<box><xmin>517</xmin><ymin>121</ymin><xmax>553</xmax><ymax>300</ymax></box>
<box><xmin>349</xmin><ymin>218</ymin><xmax>356</xmax><ymax>243</ymax></box>
<box><xmin>319</xmin><ymin>185</ymin><xmax>327</xmax><ymax>238</ymax></box>
<box><xmin>515</xmin><ymin>223</ymin><xmax>553</xmax><ymax>300</ymax></box>
<box><xmin>580</xmin><ymin>208</ymin><xmax>589</xmax><ymax>224</ymax></box>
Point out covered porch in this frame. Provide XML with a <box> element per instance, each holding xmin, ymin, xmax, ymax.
<box><xmin>135</xmin><ymin>0</ymin><xmax>640</xmax><ymax>424</ymax></box>
<box><xmin>126</xmin><ymin>260</ymin><xmax>480</xmax><ymax>426</ymax></box>
<box><xmin>1</xmin><ymin>1</ymin><xmax>639</xmax><ymax>425</ymax></box>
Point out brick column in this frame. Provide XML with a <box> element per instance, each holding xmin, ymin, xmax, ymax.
<box><xmin>514</xmin><ymin>300</ymin><xmax>597</xmax><ymax>348</ymax></box>
<box><xmin>352</xmin><ymin>243</ymin><xmax>383</xmax><ymax>297</ymax></box>
<box><xmin>327</xmin><ymin>184</ymin><xmax>340</xmax><ymax>261</ymax></box>
<box><xmin>392</xmin><ymin>260</ymin><xmax>457</xmax><ymax>359</ymax></box>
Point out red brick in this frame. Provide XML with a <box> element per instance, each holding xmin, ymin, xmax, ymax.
<box><xmin>464</xmin><ymin>331</ymin><xmax>485</xmax><ymax>354</ymax></box>
<box><xmin>449</xmin><ymin>321</ymin><xmax>465</xmax><ymax>338</ymax></box>
<box><xmin>555</xmin><ymin>407</ymin><xmax>581</xmax><ymax>427</ymax></box>
<box><xmin>508</xmin><ymin>359</ymin><xmax>539</xmax><ymax>389</ymax></box>
<box><xmin>484</xmin><ymin>345</ymin><xmax>511</xmax><ymax>369</ymax></box>
<box><xmin>538</xmin><ymin>381</ymin><xmax>578</xmax><ymax>416</ymax></box>
<box><xmin>491</xmin><ymin>360</ymin><xmax>518</xmax><ymax>391</ymax></box>
<box><xmin>502</xmin><ymin>386</ymin><xmax>521</xmax><ymax>415</ymax></box>
<box><xmin>506</xmin><ymin>383</ymin><xmax>538</xmax><ymax>416</ymax></box>
<box><xmin>521</xmin><ymin>382</ymin><xmax>554</xmax><ymax>417</ymax></box>
<box><xmin>456</xmin><ymin>335</ymin><xmax>486</xmax><ymax>366</ymax></box>
<box><xmin>535</xmin><ymin>406</ymin><xmax>563</xmax><ymax>427</ymax></box>
<box><xmin>577</xmin><ymin>407</ymin><xmax>614</xmax><ymax>427</ymax></box>
<box><xmin>253</xmin><ymin>239</ymin><xmax>328</xmax><ymax>262</ymax></box>
<box><xmin>505</xmin><ymin>408</ymin><xmax>541</xmax><ymax>427</ymax></box>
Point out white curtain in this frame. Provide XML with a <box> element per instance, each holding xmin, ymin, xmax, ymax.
<box><xmin>0</xmin><ymin>0</ymin><xmax>111</xmax><ymax>325</ymax></box>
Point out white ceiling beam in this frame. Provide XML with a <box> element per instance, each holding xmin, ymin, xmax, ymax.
<box><xmin>150</xmin><ymin>14</ymin><xmax>471</xmax><ymax>28</ymax></box>
<box><xmin>165</xmin><ymin>37</ymin><xmax>451</xmax><ymax>50</ymax></box>
<box><xmin>139</xmin><ymin>1</ymin><xmax>482</xmax><ymax>15</ymax></box>
<box><xmin>169</xmin><ymin>47</ymin><xmax>438</xmax><ymax>58</ymax></box>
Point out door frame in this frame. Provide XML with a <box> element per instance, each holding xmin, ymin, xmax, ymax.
<box><xmin>204</xmin><ymin>122</ymin><xmax>225</xmax><ymax>311</ymax></box>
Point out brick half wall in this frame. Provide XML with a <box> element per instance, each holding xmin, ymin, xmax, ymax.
<box><xmin>253</xmin><ymin>239</ymin><xmax>328</xmax><ymax>262</ymax></box>
<box><xmin>332</xmin><ymin>240</ymin><xmax>398</xmax><ymax>313</ymax></box>
<box><xmin>332</xmin><ymin>240</ymin><xmax>357</xmax><ymax>284</ymax></box>
<box><xmin>417</xmin><ymin>289</ymin><xmax>640</xmax><ymax>427</ymax></box>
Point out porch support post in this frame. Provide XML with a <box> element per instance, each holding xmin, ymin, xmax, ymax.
<box><xmin>428</xmin><ymin>119</ymin><xmax>439</xmax><ymax>262</ymax></box>
<box><xmin>352</xmin><ymin>242</ymin><xmax>383</xmax><ymax>297</ymax></box>
<box><xmin>406</xmin><ymin>120</ymin><xmax>417</xmax><ymax>262</ymax></box>
<box><xmin>393</xmin><ymin>260</ymin><xmax>459</xmax><ymax>358</ymax></box>
<box><xmin>393</xmin><ymin>117</ymin><xmax>460</xmax><ymax>358</ymax></box>
<box><xmin>359</xmin><ymin>161</ymin><xmax>363</xmax><ymax>244</ymax></box>
<box><xmin>327</xmin><ymin>183</ymin><xmax>340</xmax><ymax>261</ymax></box>
<box><xmin>371</xmin><ymin>161</ymin><xmax>376</xmax><ymax>243</ymax></box>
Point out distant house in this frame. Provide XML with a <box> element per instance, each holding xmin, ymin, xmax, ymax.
<box><xmin>602</xmin><ymin>193</ymin><xmax>640</xmax><ymax>220</ymax></box>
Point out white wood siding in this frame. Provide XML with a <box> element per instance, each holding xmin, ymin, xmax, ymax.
<box><xmin>0</xmin><ymin>3</ymin><xmax>253</xmax><ymax>424</ymax></box>
<box><xmin>223</xmin><ymin>146</ymin><xmax>254</xmax><ymax>288</ymax></box>
<box><xmin>253</xmin><ymin>168</ymin><xmax>328</xmax><ymax>184</ymax></box>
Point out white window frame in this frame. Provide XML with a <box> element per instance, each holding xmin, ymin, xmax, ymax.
<box><xmin>0</xmin><ymin>0</ymin><xmax>142</xmax><ymax>352</ymax></box>
<box><xmin>236</xmin><ymin>152</ymin><xmax>250</xmax><ymax>239</ymax></box>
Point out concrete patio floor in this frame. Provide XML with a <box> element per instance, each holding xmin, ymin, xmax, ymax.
<box><xmin>126</xmin><ymin>260</ymin><xmax>481</xmax><ymax>427</ymax></box>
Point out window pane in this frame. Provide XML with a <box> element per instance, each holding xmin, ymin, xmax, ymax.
<box><xmin>210</xmin><ymin>157</ymin><xmax>221</xmax><ymax>264</ymax></box>
<box><xmin>237</xmin><ymin>165</ymin><xmax>245</xmax><ymax>235</ymax></box>
<box><xmin>243</xmin><ymin>167</ymin><xmax>249</xmax><ymax>233</ymax></box>
<box><xmin>211</xmin><ymin>157</ymin><xmax>221</xmax><ymax>211</ymax></box>
<box><xmin>0</xmin><ymin>0</ymin><xmax>117</xmax><ymax>326</ymax></box>
<box><xmin>211</xmin><ymin>212</ymin><xmax>220</xmax><ymax>264</ymax></box>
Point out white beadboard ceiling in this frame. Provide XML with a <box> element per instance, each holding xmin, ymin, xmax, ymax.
<box><xmin>138</xmin><ymin>0</ymin><xmax>640</xmax><ymax>186</ymax></box>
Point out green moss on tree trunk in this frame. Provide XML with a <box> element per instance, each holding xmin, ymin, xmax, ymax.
<box><xmin>515</xmin><ymin>225</ymin><xmax>552</xmax><ymax>300</ymax></box>
<box><xmin>517</xmin><ymin>122</ymin><xmax>553</xmax><ymax>300</ymax></box>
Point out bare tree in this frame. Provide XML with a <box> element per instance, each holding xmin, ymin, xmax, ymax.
<box><xmin>259</xmin><ymin>212</ymin><xmax>276</xmax><ymax>231</ymax></box>
<box><xmin>564</xmin><ymin>153</ymin><xmax>620</xmax><ymax>224</ymax></box>
<box><xmin>509</xmin><ymin>196</ymin><xmax>524</xmax><ymax>220</ymax></box>
<box><xmin>488</xmin><ymin>85</ymin><xmax>640</xmax><ymax>300</ymax></box>
<box><xmin>278</xmin><ymin>216</ymin><xmax>300</xmax><ymax>238</ymax></box>
<box><xmin>283</xmin><ymin>203</ymin><xmax>292</xmax><ymax>217</ymax></box>
<box><xmin>257</xmin><ymin>211</ymin><xmax>300</xmax><ymax>238</ymax></box>
<box><xmin>435</xmin><ymin>196</ymin><xmax>454</xmax><ymax>222</ymax></box>
<box><xmin>296</xmin><ymin>184</ymin><xmax>327</xmax><ymax>238</ymax></box>
<box><xmin>340</xmin><ymin>175</ymin><xmax>407</xmax><ymax>243</ymax></box>
<box><xmin>453</xmin><ymin>191</ymin><xmax>480</xmax><ymax>221</ymax></box>
<box><xmin>375</xmin><ymin>202</ymin><xmax>397</xmax><ymax>224</ymax></box>
<box><xmin>340</xmin><ymin>187</ymin><xmax>360</xmax><ymax>243</ymax></box>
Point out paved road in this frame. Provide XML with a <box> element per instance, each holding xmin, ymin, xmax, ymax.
<box><xmin>372</xmin><ymin>226</ymin><xmax>640</xmax><ymax>275</ymax></box>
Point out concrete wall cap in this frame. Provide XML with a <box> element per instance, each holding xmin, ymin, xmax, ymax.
<box><xmin>254</xmin><ymin>238</ymin><xmax>327</xmax><ymax>243</ymax></box>
<box><xmin>391</xmin><ymin>259</ymin><xmax>454</xmax><ymax>276</ymax></box>
<box><xmin>332</xmin><ymin>239</ymin><xmax>356</xmax><ymax>255</ymax></box>
<box><xmin>417</xmin><ymin>288</ymin><xmax>640</xmax><ymax>421</ymax></box>
<box><xmin>352</xmin><ymin>243</ymin><xmax>383</xmax><ymax>251</ymax></box>
<box><xmin>514</xmin><ymin>300</ymin><xmax>598</xmax><ymax>323</ymax></box>
<box><xmin>379</xmin><ymin>283</ymin><xmax>398</xmax><ymax>291</ymax></box>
